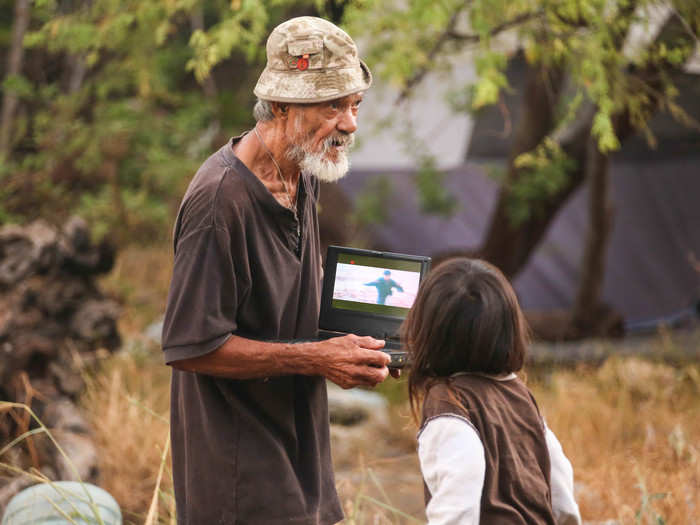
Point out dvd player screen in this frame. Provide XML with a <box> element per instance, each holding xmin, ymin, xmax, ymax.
<box><xmin>331</xmin><ymin>253</ymin><xmax>422</xmax><ymax>317</ymax></box>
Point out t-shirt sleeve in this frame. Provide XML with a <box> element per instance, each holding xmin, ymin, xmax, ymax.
<box><xmin>162</xmin><ymin>225</ymin><xmax>239</xmax><ymax>364</ymax></box>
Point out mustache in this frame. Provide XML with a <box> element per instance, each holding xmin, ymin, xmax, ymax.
<box><xmin>321</xmin><ymin>133</ymin><xmax>355</xmax><ymax>152</ymax></box>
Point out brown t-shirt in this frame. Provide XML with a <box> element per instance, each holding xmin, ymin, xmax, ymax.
<box><xmin>421</xmin><ymin>374</ymin><xmax>555</xmax><ymax>524</ymax></box>
<box><xmin>162</xmin><ymin>137</ymin><xmax>343</xmax><ymax>525</ymax></box>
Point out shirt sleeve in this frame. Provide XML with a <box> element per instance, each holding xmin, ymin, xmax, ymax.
<box><xmin>417</xmin><ymin>415</ymin><xmax>485</xmax><ymax>525</ymax></box>
<box><xmin>545</xmin><ymin>424</ymin><xmax>582</xmax><ymax>525</ymax></box>
<box><xmin>161</xmin><ymin>225</ymin><xmax>239</xmax><ymax>364</ymax></box>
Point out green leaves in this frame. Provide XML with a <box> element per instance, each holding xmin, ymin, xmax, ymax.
<box><xmin>472</xmin><ymin>52</ymin><xmax>508</xmax><ymax>109</ymax></box>
<box><xmin>509</xmin><ymin>139</ymin><xmax>576</xmax><ymax>226</ymax></box>
<box><xmin>353</xmin><ymin>175</ymin><xmax>394</xmax><ymax>227</ymax></box>
<box><xmin>414</xmin><ymin>157</ymin><xmax>459</xmax><ymax>217</ymax></box>
<box><xmin>187</xmin><ymin>4</ymin><xmax>269</xmax><ymax>83</ymax></box>
<box><xmin>0</xmin><ymin>0</ymin><xmax>311</xmax><ymax>241</ymax></box>
<box><xmin>1</xmin><ymin>74</ymin><xmax>34</xmax><ymax>98</ymax></box>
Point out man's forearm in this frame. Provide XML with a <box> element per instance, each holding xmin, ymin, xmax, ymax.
<box><xmin>169</xmin><ymin>333</ymin><xmax>393</xmax><ymax>388</ymax></box>
<box><xmin>170</xmin><ymin>334</ymin><xmax>319</xmax><ymax>379</ymax></box>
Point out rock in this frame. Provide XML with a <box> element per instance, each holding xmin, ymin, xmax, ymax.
<box><xmin>53</xmin><ymin>432</ymin><xmax>99</xmax><ymax>482</ymax></box>
<box><xmin>327</xmin><ymin>383</ymin><xmax>388</xmax><ymax>426</ymax></box>
<box><xmin>0</xmin><ymin>221</ymin><xmax>57</xmax><ymax>287</ymax></box>
<box><xmin>70</xmin><ymin>299</ymin><xmax>120</xmax><ymax>344</ymax></box>
<box><xmin>43</xmin><ymin>399</ymin><xmax>90</xmax><ymax>434</ymax></box>
<box><xmin>48</xmin><ymin>361</ymin><xmax>85</xmax><ymax>397</ymax></box>
<box><xmin>59</xmin><ymin>216</ymin><xmax>115</xmax><ymax>275</ymax></box>
<box><xmin>143</xmin><ymin>317</ymin><xmax>164</xmax><ymax>345</ymax></box>
<box><xmin>0</xmin><ymin>218</ymin><xmax>120</xmax><ymax>499</ymax></box>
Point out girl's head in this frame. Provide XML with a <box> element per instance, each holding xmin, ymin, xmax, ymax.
<box><xmin>404</xmin><ymin>258</ymin><xmax>529</xmax><ymax>414</ymax></box>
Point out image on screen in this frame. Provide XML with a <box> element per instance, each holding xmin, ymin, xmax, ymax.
<box><xmin>331</xmin><ymin>253</ymin><xmax>422</xmax><ymax>317</ymax></box>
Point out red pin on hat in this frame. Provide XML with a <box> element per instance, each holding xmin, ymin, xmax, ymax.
<box><xmin>296</xmin><ymin>54</ymin><xmax>309</xmax><ymax>71</ymax></box>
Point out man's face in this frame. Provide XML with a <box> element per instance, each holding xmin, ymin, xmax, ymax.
<box><xmin>284</xmin><ymin>93</ymin><xmax>362</xmax><ymax>182</ymax></box>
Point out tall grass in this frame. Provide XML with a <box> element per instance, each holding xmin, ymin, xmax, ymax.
<box><xmin>80</xmin><ymin>345</ymin><xmax>173</xmax><ymax>525</ymax></box>
<box><xmin>72</xmin><ymin>246</ymin><xmax>700</xmax><ymax>523</ymax></box>
<box><xmin>531</xmin><ymin>356</ymin><xmax>700</xmax><ymax>523</ymax></box>
<box><xmin>72</xmin><ymin>345</ymin><xmax>700</xmax><ymax>525</ymax></box>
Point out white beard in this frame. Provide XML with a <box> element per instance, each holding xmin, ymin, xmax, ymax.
<box><xmin>287</xmin><ymin>133</ymin><xmax>354</xmax><ymax>183</ymax></box>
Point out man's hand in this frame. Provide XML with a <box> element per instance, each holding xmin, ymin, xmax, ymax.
<box><xmin>314</xmin><ymin>334</ymin><xmax>391</xmax><ymax>389</ymax></box>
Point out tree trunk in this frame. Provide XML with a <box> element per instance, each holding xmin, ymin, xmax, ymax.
<box><xmin>568</xmin><ymin>134</ymin><xmax>622</xmax><ymax>338</ymax></box>
<box><xmin>472</xmin><ymin>10</ymin><xmax>690</xmax><ymax>281</ymax></box>
<box><xmin>189</xmin><ymin>9</ymin><xmax>218</xmax><ymax>100</ymax></box>
<box><xmin>0</xmin><ymin>0</ymin><xmax>31</xmax><ymax>156</ymax></box>
<box><xmin>476</xmin><ymin>64</ymin><xmax>580</xmax><ymax>278</ymax></box>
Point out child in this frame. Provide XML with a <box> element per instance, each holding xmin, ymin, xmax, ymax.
<box><xmin>404</xmin><ymin>258</ymin><xmax>581</xmax><ymax>524</ymax></box>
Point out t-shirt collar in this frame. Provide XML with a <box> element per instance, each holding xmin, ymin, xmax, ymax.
<box><xmin>219</xmin><ymin>133</ymin><xmax>309</xmax><ymax>220</ymax></box>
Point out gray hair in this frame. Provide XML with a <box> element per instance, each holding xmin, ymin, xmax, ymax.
<box><xmin>253</xmin><ymin>98</ymin><xmax>275</xmax><ymax>122</ymax></box>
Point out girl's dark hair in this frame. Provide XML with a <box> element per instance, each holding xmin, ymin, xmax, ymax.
<box><xmin>404</xmin><ymin>258</ymin><xmax>529</xmax><ymax>422</ymax></box>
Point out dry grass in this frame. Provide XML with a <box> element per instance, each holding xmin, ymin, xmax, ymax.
<box><xmin>71</xmin><ymin>337</ymin><xmax>700</xmax><ymax>525</ymax></box>
<box><xmin>80</xmin><ymin>249</ymin><xmax>700</xmax><ymax>523</ymax></box>
<box><xmin>99</xmin><ymin>243</ymin><xmax>173</xmax><ymax>336</ymax></box>
<box><xmin>531</xmin><ymin>356</ymin><xmax>700</xmax><ymax>524</ymax></box>
<box><xmin>80</xmin><ymin>346</ymin><xmax>173</xmax><ymax>525</ymax></box>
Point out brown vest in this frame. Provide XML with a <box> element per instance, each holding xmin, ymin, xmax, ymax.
<box><xmin>420</xmin><ymin>374</ymin><xmax>555</xmax><ymax>525</ymax></box>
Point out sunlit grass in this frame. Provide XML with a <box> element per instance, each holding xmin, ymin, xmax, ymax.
<box><xmin>531</xmin><ymin>356</ymin><xmax>700</xmax><ymax>523</ymax></box>
<box><xmin>80</xmin><ymin>345</ymin><xmax>173</xmax><ymax>525</ymax></box>
<box><xmin>71</xmin><ymin>343</ymin><xmax>700</xmax><ymax>524</ymax></box>
<box><xmin>64</xmin><ymin>246</ymin><xmax>700</xmax><ymax>523</ymax></box>
<box><xmin>99</xmin><ymin>243</ymin><xmax>173</xmax><ymax>337</ymax></box>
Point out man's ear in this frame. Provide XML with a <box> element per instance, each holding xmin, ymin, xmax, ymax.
<box><xmin>271</xmin><ymin>102</ymin><xmax>289</xmax><ymax>118</ymax></box>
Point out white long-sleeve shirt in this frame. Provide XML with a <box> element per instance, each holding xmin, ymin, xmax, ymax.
<box><xmin>418</xmin><ymin>414</ymin><xmax>581</xmax><ymax>525</ymax></box>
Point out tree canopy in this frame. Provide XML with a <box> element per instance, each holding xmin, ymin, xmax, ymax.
<box><xmin>1</xmin><ymin>0</ymin><xmax>698</xmax><ymax>259</ymax></box>
<box><xmin>0</xmin><ymin>0</ymin><xmax>330</xmax><ymax>241</ymax></box>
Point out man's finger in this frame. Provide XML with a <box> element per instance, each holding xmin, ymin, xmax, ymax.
<box><xmin>389</xmin><ymin>368</ymin><xmax>401</xmax><ymax>379</ymax></box>
<box><xmin>356</xmin><ymin>336</ymin><xmax>385</xmax><ymax>349</ymax></box>
<box><xmin>362</xmin><ymin>348</ymin><xmax>390</xmax><ymax>368</ymax></box>
<box><xmin>368</xmin><ymin>365</ymin><xmax>389</xmax><ymax>385</ymax></box>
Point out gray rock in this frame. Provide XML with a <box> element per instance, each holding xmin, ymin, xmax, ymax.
<box><xmin>327</xmin><ymin>383</ymin><xmax>388</xmax><ymax>426</ymax></box>
<box><xmin>143</xmin><ymin>317</ymin><xmax>164</xmax><ymax>345</ymax></box>
<box><xmin>53</xmin><ymin>432</ymin><xmax>99</xmax><ymax>483</ymax></box>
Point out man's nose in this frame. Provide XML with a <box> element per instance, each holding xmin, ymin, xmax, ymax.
<box><xmin>337</xmin><ymin>106</ymin><xmax>357</xmax><ymax>134</ymax></box>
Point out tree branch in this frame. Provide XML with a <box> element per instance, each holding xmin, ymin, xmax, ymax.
<box><xmin>396</xmin><ymin>9</ymin><xmax>543</xmax><ymax>103</ymax></box>
<box><xmin>446</xmin><ymin>10</ymin><xmax>543</xmax><ymax>42</ymax></box>
<box><xmin>396</xmin><ymin>10</ymin><xmax>462</xmax><ymax>103</ymax></box>
<box><xmin>0</xmin><ymin>0</ymin><xmax>31</xmax><ymax>157</ymax></box>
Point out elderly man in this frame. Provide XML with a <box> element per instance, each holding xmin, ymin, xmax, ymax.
<box><xmin>162</xmin><ymin>16</ymin><xmax>393</xmax><ymax>525</ymax></box>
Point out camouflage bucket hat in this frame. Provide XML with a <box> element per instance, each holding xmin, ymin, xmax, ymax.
<box><xmin>254</xmin><ymin>16</ymin><xmax>372</xmax><ymax>103</ymax></box>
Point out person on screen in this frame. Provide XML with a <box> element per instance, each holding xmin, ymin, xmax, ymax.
<box><xmin>404</xmin><ymin>258</ymin><xmax>581</xmax><ymax>524</ymax></box>
<box><xmin>364</xmin><ymin>270</ymin><xmax>404</xmax><ymax>305</ymax></box>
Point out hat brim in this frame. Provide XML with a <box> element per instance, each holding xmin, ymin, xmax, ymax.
<box><xmin>254</xmin><ymin>60</ymin><xmax>372</xmax><ymax>104</ymax></box>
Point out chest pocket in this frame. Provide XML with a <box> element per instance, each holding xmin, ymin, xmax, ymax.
<box><xmin>287</xmin><ymin>38</ymin><xmax>324</xmax><ymax>70</ymax></box>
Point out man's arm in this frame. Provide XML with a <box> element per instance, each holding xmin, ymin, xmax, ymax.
<box><xmin>171</xmin><ymin>333</ymin><xmax>391</xmax><ymax>389</ymax></box>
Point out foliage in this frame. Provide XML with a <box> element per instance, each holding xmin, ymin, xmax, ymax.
<box><xmin>510</xmin><ymin>138</ymin><xmax>577</xmax><ymax>225</ymax></box>
<box><xmin>414</xmin><ymin>156</ymin><xmax>459</xmax><ymax>217</ymax></box>
<box><xmin>351</xmin><ymin>174</ymin><xmax>394</xmax><ymax>227</ymax></box>
<box><xmin>2</xmin><ymin>0</ymin><xmax>698</xmax><ymax>247</ymax></box>
<box><xmin>0</xmin><ymin>0</ymin><xmax>316</xmax><ymax>243</ymax></box>
<box><xmin>344</xmin><ymin>0</ymin><xmax>699</xmax><ymax>225</ymax></box>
